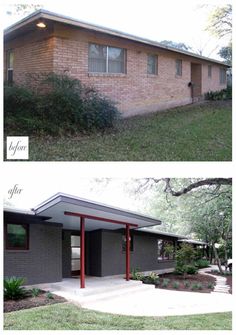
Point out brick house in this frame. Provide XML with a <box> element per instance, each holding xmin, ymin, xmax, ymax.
<box><xmin>4</xmin><ymin>9</ymin><xmax>228</xmax><ymax>117</ymax></box>
<box><xmin>4</xmin><ymin>193</ymin><xmax>207</xmax><ymax>287</ymax></box>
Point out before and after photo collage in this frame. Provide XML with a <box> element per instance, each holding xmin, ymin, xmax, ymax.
<box><xmin>1</xmin><ymin>0</ymin><xmax>234</xmax><ymax>333</ymax></box>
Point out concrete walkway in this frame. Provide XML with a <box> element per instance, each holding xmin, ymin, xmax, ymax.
<box><xmin>199</xmin><ymin>266</ymin><xmax>231</xmax><ymax>294</ymax></box>
<box><xmin>31</xmin><ymin>272</ymin><xmax>233</xmax><ymax>317</ymax></box>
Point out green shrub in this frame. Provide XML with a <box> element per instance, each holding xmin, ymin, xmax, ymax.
<box><xmin>4</xmin><ymin>277</ymin><xmax>26</xmax><ymax>300</ymax></box>
<box><xmin>207</xmin><ymin>282</ymin><xmax>214</xmax><ymax>289</ymax></box>
<box><xmin>46</xmin><ymin>291</ymin><xmax>54</xmax><ymax>299</ymax></box>
<box><xmin>161</xmin><ymin>279</ymin><xmax>170</xmax><ymax>288</ymax></box>
<box><xmin>195</xmin><ymin>259</ymin><xmax>210</xmax><ymax>269</ymax></box>
<box><xmin>4</xmin><ymin>73</ymin><xmax>120</xmax><ymax>136</ymax></box>
<box><xmin>190</xmin><ymin>283</ymin><xmax>198</xmax><ymax>290</ymax></box>
<box><xmin>31</xmin><ymin>288</ymin><xmax>41</xmax><ymax>297</ymax></box>
<box><xmin>172</xmin><ymin>281</ymin><xmax>180</xmax><ymax>289</ymax></box>
<box><xmin>175</xmin><ymin>243</ymin><xmax>196</xmax><ymax>276</ymax></box>
<box><xmin>197</xmin><ymin>283</ymin><xmax>203</xmax><ymax>290</ymax></box>
<box><xmin>131</xmin><ymin>268</ymin><xmax>144</xmax><ymax>281</ymax></box>
<box><xmin>142</xmin><ymin>273</ymin><xmax>159</xmax><ymax>285</ymax></box>
<box><xmin>184</xmin><ymin>281</ymin><xmax>190</xmax><ymax>288</ymax></box>
<box><xmin>184</xmin><ymin>265</ymin><xmax>198</xmax><ymax>275</ymax></box>
<box><xmin>205</xmin><ymin>87</ymin><xmax>232</xmax><ymax>101</ymax></box>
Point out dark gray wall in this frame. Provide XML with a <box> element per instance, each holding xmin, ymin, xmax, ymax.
<box><xmin>4</xmin><ymin>224</ymin><xmax>62</xmax><ymax>285</ymax></box>
<box><xmin>100</xmin><ymin>230</ymin><xmax>176</xmax><ymax>276</ymax></box>
<box><xmin>62</xmin><ymin>230</ymin><xmax>71</xmax><ymax>277</ymax></box>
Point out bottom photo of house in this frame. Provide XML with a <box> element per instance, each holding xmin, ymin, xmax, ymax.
<box><xmin>3</xmin><ymin>177</ymin><xmax>232</xmax><ymax>330</ymax></box>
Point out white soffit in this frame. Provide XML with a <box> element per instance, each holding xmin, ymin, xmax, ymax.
<box><xmin>34</xmin><ymin>193</ymin><xmax>161</xmax><ymax>231</ymax></box>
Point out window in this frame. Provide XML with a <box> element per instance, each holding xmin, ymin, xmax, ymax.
<box><xmin>147</xmin><ymin>55</ymin><xmax>158</xmax><ymax>75</ymax></box>
<box><xmin>122</xmin><ymin>235</ymin><xmax>133</xmax><ymax>252</ymax></box>
<box><xmin>88</xmin><ymin>43</ymin><xmax>125</xmax><ymax>73</ymax></box>
<box><xmin>157</xmin><ymin>239</ymin><xmax>175</xmax><ymax>260</ymax></box>
<box><xmin>220</xmin><ymin>68</ymin><xmax>226</xmax><ymax>84</ymax></box>
<box><xmin>6</xmin><ymin>224</ymin><xmax>29</xmax><ymax>250</ymax></box>
<box><xmin>208</xmin><ymin>65</ymin><xmax>212</xmax><ymax>78</ymax></box>
<box><xmin>175</xmin><ymin>59</ymin><xmax>182</xmax><ymax>76</ymax></box>
<box><xmin>6</xmin><ymin>50</ymin><xmax>14</xmax><ymax>84</ymax></box>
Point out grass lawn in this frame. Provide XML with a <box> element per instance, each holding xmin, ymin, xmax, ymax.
<box><xmin>4</xmin><ymin>302</ymin><xmax>232</xmax><ymax>330</ymax></box>
<box><xmin>26</xmin><ymin>100</ymin><xmax>231</xmax><ymax>161</ymax></box>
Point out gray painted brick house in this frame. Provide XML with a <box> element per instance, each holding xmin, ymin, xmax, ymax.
<box><xmin>4</xmin><ymin>193</ymin><xmax>206</xmax><ymax>286</ymax></box>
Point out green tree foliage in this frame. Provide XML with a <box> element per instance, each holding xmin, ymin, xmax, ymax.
<box><xmin>175</xmin><ymin>243</ymin><xmax>197</xmax><ymax>277</ymax></box>
<box><xmin>160</xmin><ymin>40</ymin><xmax>192</xmax><ymax>51</ymax></box>
<box><xmin>206</xmin><ymin>5</ymin><xmax>232</xmax><ymax>39</ymax></box>
<box><xmin>6</xmin><ymin>4</ymin><xmax>42</xmax><ymax>16</ymax></box>
<box><xmin>218</xmin><ymin>43</ymin><xmax>232</xmax><ymax>65</ymax></box>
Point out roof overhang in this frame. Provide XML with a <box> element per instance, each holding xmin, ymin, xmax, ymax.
<box><xmin>33</xmin><ymin>193</ymin><xmax>162</xmax><ymax>231</ymax></box>
<box><xmin>178</xmin><ymin>238</ymin><xmax>208</xmax><ymax>246</ymax></box>
<box><xmin>4</xmin><ymin>9</ymin><xmax>229</xmax><ymax>67</ymax></box>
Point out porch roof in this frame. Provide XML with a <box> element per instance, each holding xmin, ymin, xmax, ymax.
<box><xmin>33</xmin><ymin>193</ymin><xmax>161</xmax><ymax>231</ymax></box>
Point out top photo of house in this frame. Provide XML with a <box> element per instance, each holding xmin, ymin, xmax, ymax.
<box><xmin>4</xmin><ymin>4</ymin><xmax>232</xmax><ymax>161</ymax></box>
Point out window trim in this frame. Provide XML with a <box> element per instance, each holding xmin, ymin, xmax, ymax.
<box><xmin>147</xmin><ymin>54</ymin><xmax>158</xmax><ymax>75</ymax></box>
<box><xmin>88</xmin><ymin>43</ymin><xmax>126</xmax><ymax>74</ymax></box>
<box><xmin>175</xmin><ymin>59</ymin><xmax>182</xmax><ymax>76</ymax></box>
<box><xmin>5</xmin><ymin>223</ymin><xmax>29</xmax><ymax>251</ymax></box>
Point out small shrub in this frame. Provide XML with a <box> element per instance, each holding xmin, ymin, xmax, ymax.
<box><xmin>172</xmin><ymin>281</ymin><xmax>180</xmax><ymax>289</ymax></box>
<box><xmin>161</xmin><ymin>279</ymin><xmax>170</xmax><ymax>288</ymax></box>
<box><xmin>195</xmin><ymin>259</ymin><xmax>210</xmax><ymax>269</ymax></box>
<box><xmin>191</xmin><ymin>283</ymin><xmax>199</xmax><ymax>291</ymax></box>
<box><xmin>207</xmin><ymin>282</ymin><xmax>214</xmax><ymax>289</ymax></box>
<box><xmin>4</xmin><ymin>277</ymin><xmax>26</xmax><ymax>300</ymax></box>
<box><xmin>184</xmin><ymin>281</ymin><xmax>190</xmax><ymax>288</ymax></box>
<box><xmin>46</xmin><ymin>291</ymin><xmax>54</xmax><ymax>299</ymax></box>
<box><xmin>205</xmin><ymin>87</ymin><xmax>232</xmax><ymax>101</ymax></box>
<box><xmin>31</xmin><ymin>288</ymin><xmax>41</xmax><ymax>297</ymax></box>
<box><xmin>142</xmin><ymin>273</ymin><xmax>159</xmax><ymax>285</ymax></box>
<box><xmin>184</xmin><ymin>265</ymin><xmax>198</xmax><ymax>275</ymax></box>
<box><xmin>197</xmin><ymin>283</ymin><xmax>203</xmax><ymax>290</ymax></box>
<box><xmin>131</xmin><ymin>268</ymin><xmax>144</xmax><ymax>281</ymax></box>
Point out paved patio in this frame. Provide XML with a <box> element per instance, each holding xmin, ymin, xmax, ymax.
<box><xmin>30</xmin><ymin>273</ymin><xmax>233</xmax><ymax>317</ymax></box>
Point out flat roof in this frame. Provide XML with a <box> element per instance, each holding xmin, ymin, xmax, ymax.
<box><xmin>4</xmin><ymin>9</ymin><xmax>228</xmax><ymax>67</ymax></box>
<box><xmin>33</xmin><ymin>193</ymin><xmax>162</xmax><ymax>231</ymax></box>
<box><xmin>137</xmin><ymin>228</ymin><xmax>186</xmax><ymax>239</ymax></box>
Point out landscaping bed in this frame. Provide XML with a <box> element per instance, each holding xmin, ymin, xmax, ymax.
<box><xmin>156</xmin><ymin>273</ymin><xmax>216</xmax><ymax>293</ymax></box>
<box><xmin>4</xmin><ymin>290</ymin><xmax>66</xmax><ymax>313</ymax></box>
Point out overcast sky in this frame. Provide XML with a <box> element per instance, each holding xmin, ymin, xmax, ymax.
<box><xmin>2</xmin><ymin>0</ymin><xmax>232</xmax><ymax>60</ymax></box>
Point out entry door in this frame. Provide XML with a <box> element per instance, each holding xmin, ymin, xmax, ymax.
<box><xmin>71</xmin><ymin>235</ymin><xmax>80</xmax><ymax>276</ymax></box>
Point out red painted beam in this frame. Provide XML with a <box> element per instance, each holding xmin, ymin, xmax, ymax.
<box><xmin>80</xmin><ymin>217</ymin><xmax>85</xmax><ymax>289</ymax></box>
<box><xmin>64</xmin><ymin>211</ymin><xmax>138</xmax><ymax>228</ymax></box>
<box><xmin>126</xmin><ymin>224</ymin><xmax>130</xmax><ymax>281</ymax></box>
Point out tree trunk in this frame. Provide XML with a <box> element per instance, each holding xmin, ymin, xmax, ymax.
<box><xmin>213</xmin><ymin>243</ymin><xmax>224</xmax><ymax>274</ymax></box>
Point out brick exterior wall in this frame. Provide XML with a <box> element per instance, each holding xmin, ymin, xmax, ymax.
<box><xmin>4</xmin><ymin>223</ymin><xmax>62</xmax><ymax>285</ymax></box>
<box><xmin>4</xmin><ymin>22</ymin><xmax>227</xmax><ymax>117</ymax></box>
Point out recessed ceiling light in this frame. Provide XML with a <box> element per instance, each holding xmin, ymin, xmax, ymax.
<box><xmin>36</xmin><ymin>22</ymin><xmax>46</xmax><ymax>28</ymax></box>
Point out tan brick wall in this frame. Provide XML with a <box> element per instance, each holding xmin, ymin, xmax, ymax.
<box><xmin>4</xmin><ymin>22</ymin><xmax>227</xmax><ymax>116</ymax></box>
<box><xmin>202</xmin><ymin>64</ymin><xmax>227</xmax><ymax>93</ymax></box>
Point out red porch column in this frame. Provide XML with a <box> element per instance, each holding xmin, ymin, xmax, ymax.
<box><xmin>80</xmin><ymin>216</ymin><xmax>85</xmax><ymax>288</ymax></box>
<box><xmin>126</xmin><ymin>224</ymin><xmax>130</xmax><ymax>281</ymax></box>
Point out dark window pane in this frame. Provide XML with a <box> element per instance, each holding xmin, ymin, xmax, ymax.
<box><xmin>220</xmin><ymin>68</ymin><xmax>226</xmax><ymax>84</ymax></box>
<box><xmin>147</xmin><ymin>55</ymin><xmax>157</xmax><ymax>74</ymax></box>
<box><xmin>7</xmin><ymin>224</ymin><xmax>28</xmax><ymax>249</ymax></box>
<box><xmin>208</xmin><ymin>65</ymin><xmax>212</xmax><ymax>78</ymax></box>
<box><xmin>108</xmin><ymin>47</ymin><xmax>125</xmax><ymax>73</ymax></box>
<box><xmin>158</xmin><ymin>239</ymin><xmax>174</xmax><ymax>260</ymax></box>
<box><xmin>88</xmin><ymin>44</ymin><xmax>107</xmax><ymax>72</ymax></box>
<box><xmin>176</xmin><ymin>59</ymin><xmax>182</xmax><ymax>76</ymax></box>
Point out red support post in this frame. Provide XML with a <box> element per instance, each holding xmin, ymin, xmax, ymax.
<box><xmin>126</xmin><ymin>224</ymin><xmax>130</xmax><ymax>281</ymax></box>
<box><xmin>80</xmin><ymin>217</ymin><xmax>85</xmax><ymax>288</ymax></box>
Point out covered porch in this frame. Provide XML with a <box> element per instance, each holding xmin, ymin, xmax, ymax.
<box><xmin>34</xmin><ymin>193</ymin><xmax>161</xmax><ymax>288</ymax></box>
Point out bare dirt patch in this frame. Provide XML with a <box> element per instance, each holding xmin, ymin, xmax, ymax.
<box><xmin>156</xmin><ymin>273</ymin><xmax>216</xmax><ymax>293</ymax></box>
<box><xmin>4</xmin><ymin>290</ymin><xmax>66</xmax><ymax>313</ymax></box>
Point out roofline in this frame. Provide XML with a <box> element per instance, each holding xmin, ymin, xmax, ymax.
<box><xmin>137</xmin><ymin>228</ymin><xmax>186</xmax><ymax>239</ymax></box>
<box><xmin>4</xmin><ymin>9</ymin><xmax>228</xmax><ymax>67</ymax></box>
<box><xmin>33</xmin><ymin>192</ymin><xmax>162</xmax><ymax>226</ymax></box>
<box><xmin>4</xmin><ymin>207</ymin><xmax>35</xmax><ymax>215</ymax></box>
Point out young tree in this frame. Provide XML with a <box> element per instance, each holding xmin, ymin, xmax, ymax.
<box><xmin>205</xmin><ymin>4</ymin><xmax>232</xmax><ymax>39</ymax></box>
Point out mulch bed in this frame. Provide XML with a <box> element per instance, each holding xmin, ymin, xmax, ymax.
<box><xmin>155</xmin><ymin>273</ymin><xmax>216</xmax><ymax>293</ymax></box>
<box><xmin>4</xmin><ymin>290</ymin><xmax>67</xmax><ymax>313</ymax></box>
